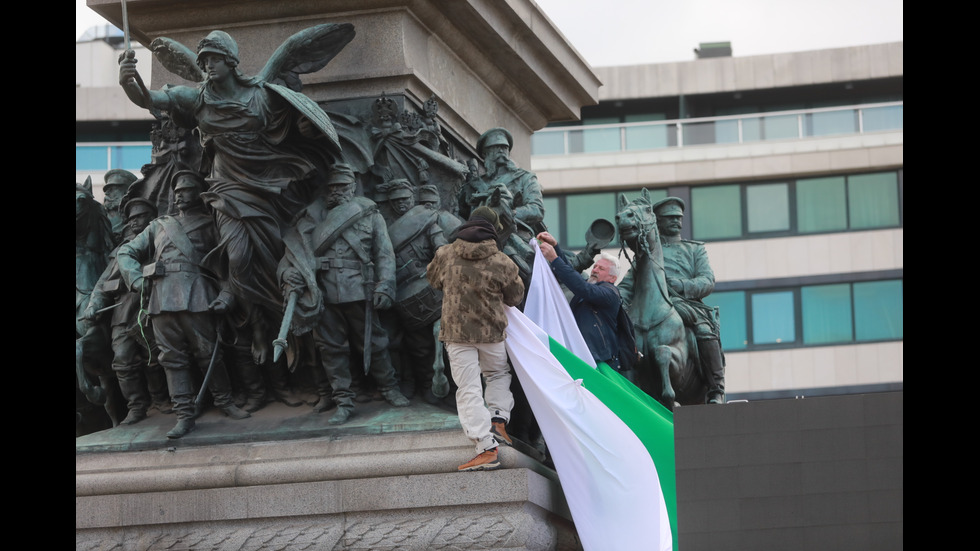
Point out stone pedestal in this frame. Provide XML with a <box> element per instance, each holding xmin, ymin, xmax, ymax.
<box><xmin>77</xmin><ymin>401</ymin><xmax>581</xmax><ymax>550</ymax></box>
<box><xmin>77</xmin><ymin>427</ymin><xmax>580</xmax><ymax>550</ymax></box>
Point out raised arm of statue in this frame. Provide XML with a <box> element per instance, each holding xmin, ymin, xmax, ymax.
<box><xmin>118</xmin><ymin>51</ymin><xmax>199</xmax><ymax>116</ymax></box>
<box><xmin>118</xmin><ymin>51</ymin><xmax>153</xmax><ymax>109</ymax></box>
<box><xmin>116</xmin><ymin>222</ymin><xmax>155</xmax><ymax>294</ymax></box>
<box><xmin>513</xmin><ymin>173</ymin><xmax>545</xmax><ymax>228</ymax></box>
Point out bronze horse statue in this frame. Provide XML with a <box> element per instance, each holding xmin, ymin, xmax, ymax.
<box><xmin>615</xmin><ymin>189</ymin><xmax>707</xmax><ymax>410</ymax></box>
<box><xmin>76</xmin><ymin>178</ymin><xmax>124</xmax><ymax>430</ymax></box>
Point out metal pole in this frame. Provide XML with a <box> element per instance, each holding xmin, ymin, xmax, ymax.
<box><xmin>121</xmin><ymin>0</ymin><xmax>131</xmax><ymax>51</ymax></box>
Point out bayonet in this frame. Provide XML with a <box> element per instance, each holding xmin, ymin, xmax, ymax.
<box><xmin>362</xmin><ymin>262</ymin><xmax>374</xmax><ymax>375</ymax></box>
<box><xmin>273</xmin><ymin>289</ymin><xmax>300</xmax><ymax>365</ymax></box>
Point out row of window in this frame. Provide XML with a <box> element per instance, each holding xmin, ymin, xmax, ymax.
<box><xmin>542</xmin><ymin>170</ymin><xmax>902</xmax><ymax>248</ymax></box>
<box><xmin>691</xmin><ymin>171</ymin><xmax>902</xmax><ymax>240</ymax></box>
<box><xmin>704</xmin><ymin>278</ymin><xmax>903</xmax><ymax>351</ymax></box>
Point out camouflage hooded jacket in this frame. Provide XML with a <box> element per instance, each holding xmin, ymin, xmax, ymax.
<box><xmin>426</xmin><ymin>238</ymin><xmax>525</xmax><ymax>344</ymax></box>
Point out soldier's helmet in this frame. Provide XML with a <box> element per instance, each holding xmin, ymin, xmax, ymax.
<box><xmin>197</xmin><ymin>30</ymin><xmax>241</xmax><ymax>67</ymax></box>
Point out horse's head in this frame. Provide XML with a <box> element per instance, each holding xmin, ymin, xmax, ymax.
<box><xmin>616</xmin><ymin>188</ymin><xmax>658</xmax><ymax>252</ymax></box>
<box><xmin>75</xmin><ymin>176</ymin><xmax>99</xmax><ymax>229</ymax></box>
<box><xmin>76</xmin><ymin>176</ymin><xmax>114</xmax><ymax>254</ymax></box>
<box><xmin>76</xmin><ymin>177</ymin><xmax>96</xmax><ymax>220</ymax></box>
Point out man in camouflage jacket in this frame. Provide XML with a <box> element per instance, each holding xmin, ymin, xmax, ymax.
<box><xmin>427</xmin><ymin>207</ymin><xmax>525</xmax><ymax>471</ymax></box>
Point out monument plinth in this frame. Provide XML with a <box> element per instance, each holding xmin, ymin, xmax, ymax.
<box><xmin>81</xmin><ymin>1</ymin><xmax>599</xmax><ymax>548</ymax></box>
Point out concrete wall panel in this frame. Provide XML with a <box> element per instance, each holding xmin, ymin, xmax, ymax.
<box><xmin>674</xmin><ymin>392</ymin><xmax>903</xmax><ymax>550</ymax></box>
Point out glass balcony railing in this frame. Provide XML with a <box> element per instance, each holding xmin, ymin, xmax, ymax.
<box><xmin>531</xmin><ymin>101</ymin><xmax>903</xmax><ymax>156</ymax></box>
<box><xmin>77</xmin><ymin>102</ymin><xmax>904</xmax><ymax>172</ymax></box>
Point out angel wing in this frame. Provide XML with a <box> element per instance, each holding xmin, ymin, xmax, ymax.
<box><xmin>149</xmin><ymin>37</ymin><xmax>206</xmax><ymax>83</ymax></box>
<box><xmin>259</xmin><ymin>23</ymin><xmax>356</xmax><ymax>92</ymax></box>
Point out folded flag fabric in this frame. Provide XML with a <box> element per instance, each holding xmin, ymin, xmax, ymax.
<box><xmin>504</xmin><ymin>239</ymin><xmax>676</xmax><ymax>551</ymax></box>
<box><xmin>522</xmin><ymin>239</ymin><xmax>596</xmax><ymax>367</ymax></box>
<box><xmin>505</xmin><ymin>309</ymin><xmax>674</xmax><ymax>551</ymax></box>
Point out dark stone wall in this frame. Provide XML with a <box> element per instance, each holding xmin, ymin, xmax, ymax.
<box><xmin>674</xmin><ymin>392</ymin><xmax>903</xmax><ymax>551</ymax></box>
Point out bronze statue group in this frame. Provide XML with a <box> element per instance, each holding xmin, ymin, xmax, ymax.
<box><xmin>76</xmin><ymin>25</ymin><xmax>725</xmax><ymax>452</ymax></box>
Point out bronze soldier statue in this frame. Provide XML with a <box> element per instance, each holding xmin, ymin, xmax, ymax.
<box><xmin>384</xmin><ymin>181</ymin><xmax>452</xmax><ymax>403</ymax></box>
<box><xmin>621</xmin><ymin>197</ymin><xmax>726</xmax><ymax>404</ymax></box>
<box><xmin>102</xmin><ymin>169</ymin><xmax>138</xmax><ymax>244</ymax></box>
<box><xmin>279</xmin><ymin>164</ymin><xmax>411</xmax><ymax>425</ymax></box>
<box><xmin>418</xmin><ymin>183</ymin><xmax>463</xmax><ymax>237</ymax></box>
<box><xmin>117</xmin><ymin>170</ymin><xmax>251</xmax><ymax>438</ymax></box>
<box><xmin>82</xmin><ymin>197</ymin><xmax>171</xmax><ymax>425</ymax></box>
<box><xmin>464</xmin><ymin>127</ymin><xmax>545</xmax><ymax>241</ymax></box>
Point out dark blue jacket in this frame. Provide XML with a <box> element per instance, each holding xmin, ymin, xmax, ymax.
<box><xmin>548</xmin><ymin>245</ymin><xmax>621</xmax><ymax>368</ymax></box>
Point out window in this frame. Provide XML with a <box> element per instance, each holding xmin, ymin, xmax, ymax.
<box><xmin>691</xmin><ymin>185</ymin><xmax>742</xmax><ymax>240</ymax></box>
<box><xmin>801</xmin><ymin>284</ymin><xmax>853</xmax><ymax>344</ymax></box>
<box><xmin>797</xmin><ymin>176</ymin><xmax>847</xmax><ymax>233</ymax></box>
<box><xmin>854</xmin><ymin>280</ymin><xmax>903</xmax><ymax>341</ymax></box>
<box><xmin>750</xmin><ymin>291</ymin><xmax>797</xmax><ymax>345</ymax></box>
<box><xmin>566</xmin><ymin>193</ymin><xmax>618</xmax><ymax>248</ymax></box>
<box><xmin>746</xmin><ymin>183</ymin><xmax>790</xmax><ymax>234</ymax></box>
<box><xmin>848</xmin><ymin>172</ymin><xmax>901</xmax><ymax>229</ymax></box>
<box><xmin>542</xmin><ymin>196</ymin><xmax>562</xmax><ymax>244</ymax></box>
<box><xmin>706</xmin><ymin>291</ymin><xmax>747</xmax><ymax>351</ymax></box>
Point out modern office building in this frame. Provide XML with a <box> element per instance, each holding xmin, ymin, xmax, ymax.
<box><xmin>76</xmin><ymin>28</ymin><xmax>902</xmax><ymax>402</ymax></box>
<box><xmin>530</xmin><ymin>42</ymin><xmax>903</xmax><ymax>401</ymax></box>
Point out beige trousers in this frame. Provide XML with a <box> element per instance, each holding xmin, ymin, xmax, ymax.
<box><xmin>446</xmin><ymin>341</ymin><xmax>514</xmax><ymax>453</ymax></box>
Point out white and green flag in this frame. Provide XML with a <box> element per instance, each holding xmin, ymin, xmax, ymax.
<box><xmin>504</xmin><ymin>241</ymin><xmax>677</xmax><ymax>551</ymax></box>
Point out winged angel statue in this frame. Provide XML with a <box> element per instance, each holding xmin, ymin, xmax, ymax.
<box><xmin>118</xmin><ymin>24</ymin><xmax>356</xmax><ymax>360</ymax></box>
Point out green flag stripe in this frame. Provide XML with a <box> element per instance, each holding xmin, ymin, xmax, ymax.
<box><xmin>549</xmin><ymin>337</ymin><xmax>678</xmax><ymax>551</ymax></box>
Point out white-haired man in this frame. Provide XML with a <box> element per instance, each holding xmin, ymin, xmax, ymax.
<box><xmin>537</xmin><ymin>232</ymin><xmax>626</xmax><ymax>373</ymax></box>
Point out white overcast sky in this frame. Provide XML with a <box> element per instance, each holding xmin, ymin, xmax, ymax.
<box><xmin>76</xmin><ymin>0</ymin><xmax>902</xmax><ymax>67</ymax></box>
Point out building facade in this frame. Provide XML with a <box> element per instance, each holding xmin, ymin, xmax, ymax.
<box><xmin>530</xmin><ymin>42</ymin><xmax>903</xmax><ymax>400</ymax></box>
